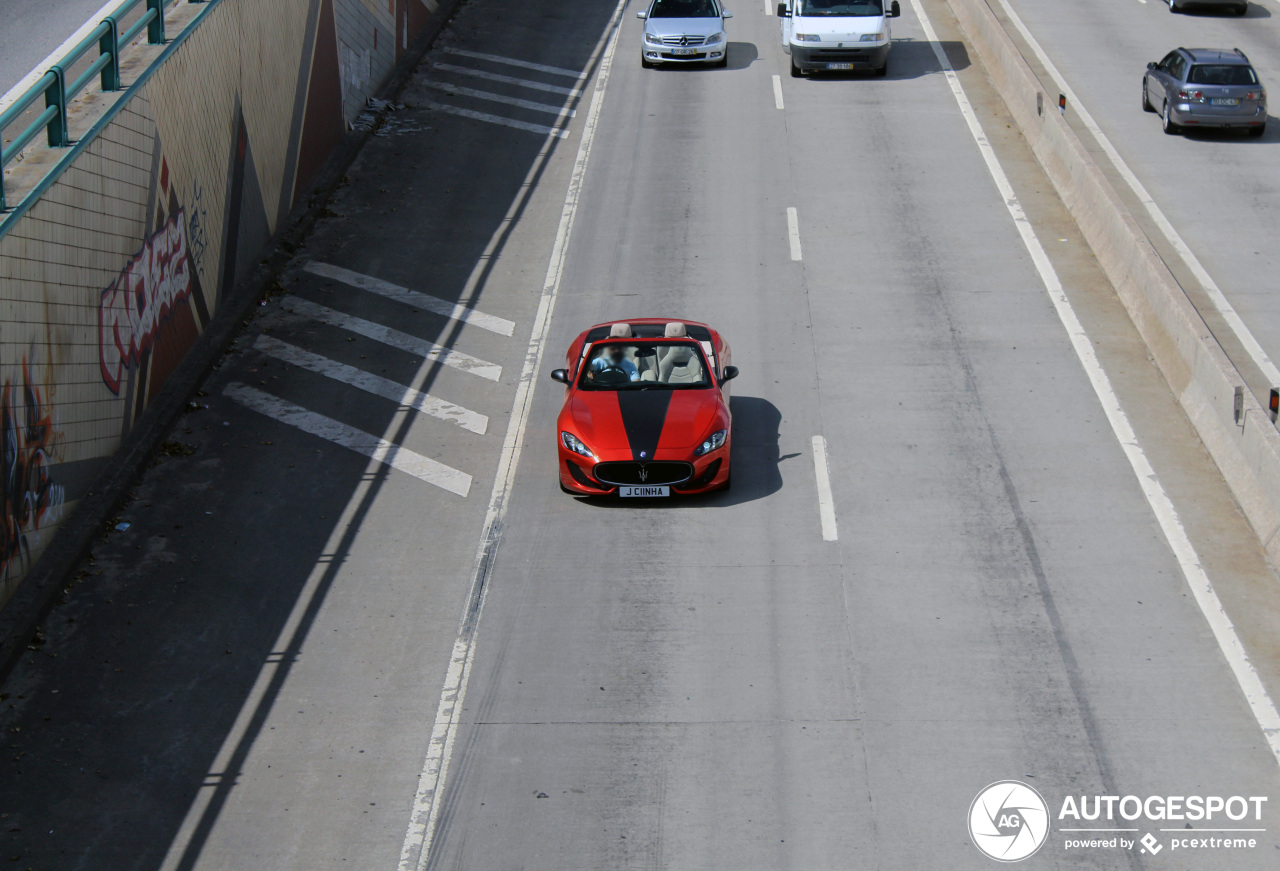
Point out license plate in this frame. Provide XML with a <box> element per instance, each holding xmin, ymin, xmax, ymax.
<box><xmin>827</xmin><ymin>62</ymin><xmax>854</xmax><ymax>70</ymax></box>
<box><xmin>620</xmin><ymin>485</ymin><xmax>669</xmax><ymax>497</ymax></box>
<box><xmin>670</xmin><ymin>47</ymin><xmax>699</xmax><ymax>56</ymax></box>
<box><xmin>1211</xmin><ymin>97</ymin><xmax>1239</xmax><ymax>106</ymax></box>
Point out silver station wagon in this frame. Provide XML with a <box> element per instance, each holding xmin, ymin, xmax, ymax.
<box><xmin>1143</xmin><ymin>47</ymin><xmax>1267</xmax><ymax>137</ymax></box>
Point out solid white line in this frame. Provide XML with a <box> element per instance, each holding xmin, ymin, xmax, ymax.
<box><xmin>910</xmin><ymin>0</ymin><xmax>1280</xmax><ymax>769</ymax></box>
<box><xmin>422</xmin><ymin>101</ymin><xmax>569</xmax><ymax>139</ymax></box>
<box><xmin>433</xmin><ymin>62</ymin><xmax>582</xmax><ymax>96</ymax></box>
<box><xmin>812</xmin><ymin>436</ymin><xmax>839</xmax><ymax>541</ymax></box>
<box><xmin>282</xmin><ymin>296</ymin><xmax>502</xmax><ymax>381</ymax></box>
<box><xmin>254</xmin><ymin>335</ymin><xmax>488</xmax><ymax>435</ymax></box>
<box><xmin>223</xmin><ymin>383</ymin><xmax>472</xmax><ymax>496</ymax></box>
<box><xmin>303</xmin><ymin>262</ymin><xmax>516</xmax><ymax>336</ymax></box>
<box><xmin>442</xmin><ymin>46</ymin><xmax>582</xmax><ymax>78</ymax></box>
<box><xmin>773</xmin><ymin>74</ymin><xmax>785</xmax><ymax>109</ymax></box>
<box><xmin>395</xmin><ymin>0</ymin><xmax>630</xmax><ymax>867</ymax></box>
<box><xmin>423</xmin><ymin>81</ymin><xmax>577</xmax><ymax>119</ymax></box>
<box><xmin>786</xmin><ymin>206</ymin><xmax>802</xmax><ymax>260</ymax></box>
<box><xmin>990</xmin><ymin>0</ymin><xmax>1280</xmax><ymax>390</ymax></box>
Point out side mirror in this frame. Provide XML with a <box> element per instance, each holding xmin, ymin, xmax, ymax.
<box><xmin>550</xmin><ymin>369</ymin><xmax>570</xmax><ymax>384</ymax></box>
<box><xmin>720</xmin><ymin>365</ymin><xmax>739</xmax><ymax>384</ymax></box>
<box><xmin>636</xmin><ymin>10</ymin><xmax>647</xmax><ymax>18</ymax></box>
<box><xmin>1147</xmin><ymin>62</ymin><xmax>1157</xmax><ymax>70</ymax></box>
<box><xmin>723</xmin><ymin>9</ymin><xmax>733</xmax><ymax>18</ymax></box>
<box><xmin>777</xmin><ymin>3</ymin><xmax>790</xmax><ymax>17</ymax></box>
<box><xmin>889</xmin><ymin>0</ymin><xmax>900</xmax><ymax>16</ymax></box>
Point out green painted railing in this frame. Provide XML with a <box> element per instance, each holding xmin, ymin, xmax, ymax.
<box><xmin>0</xmin><ymin>0</ymin><xmax>204</xmax><ymax>210</ymax></box>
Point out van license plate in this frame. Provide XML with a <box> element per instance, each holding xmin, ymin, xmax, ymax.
<box><xmin>1211</xmin><ymin>97</ymin><xmax>1239</xmax><ymax>106</ymax></box>
<box><xmin>620</xmin><ymin>486</ymin><xmax>669</xmax><ymax>497</ymax></box>
<box><xmin>827</xmin><ymin>62</ymin><xmax>854</xmax><ymax>70</ymax></box>
<box><xmin>671</xmin><ymin>48</ymin><xmax>698</xmax><ymax>56</ymax></box>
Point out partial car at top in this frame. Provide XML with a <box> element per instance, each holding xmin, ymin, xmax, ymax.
<box><xmin>638</xmin><ymin>0</ymin><xmax>733</xmax><ymax>68</ymax></box>
<box><xmin>1143</xmin><ymin>47</ymin><xmax>1266</xmax><ymax>137</ymax></box>
<box><xmin>551</xmin><ymin>320</ymin><xmax>737</xmax><ymax>497</ymax></box>
<box><xmin>1167</xmin><ymin>0</ymin><xmax>1249</xmax><ymax>15</ymax></box>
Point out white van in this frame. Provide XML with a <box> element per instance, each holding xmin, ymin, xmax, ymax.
<box><xmin>777</xmin><ymin>0</ymin><xmax>901</xmax><ymax>77</ymax></box>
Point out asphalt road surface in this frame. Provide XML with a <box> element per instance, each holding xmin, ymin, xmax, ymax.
<box><xmin>0</xmin><ymin>0</ymin><xmax>118</xmax><ymax>100</ymax></box>
<box><xmin>3</xmin><ymin>0</ymin><xmax>1280</xmax><ymax>869</ymax></box>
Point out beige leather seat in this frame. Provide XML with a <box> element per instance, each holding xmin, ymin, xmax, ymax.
<box><xmin>660</xmin><ymin>344</ymin><xmax>701</xmax><ymax>383</ymax></box>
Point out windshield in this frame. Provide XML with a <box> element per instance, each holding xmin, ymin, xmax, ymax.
<box><xmin>1188</xmin><ymin>64</ymin><xmax>1258</xmax><ymax>86</ymax></box>
<box><xmin>796</xmin><ymin>0</ymin><xmax>883</xmax><ymax>16</ymax></box>
<box><xmin>579</xmin><ymin>342</ymin><xmax>712</xmax><ymax>390</ymax></box>
<box><xmin>649</xmin><ymin>0</ymin><xmax>721</xmax><ymax>18</ymax></box>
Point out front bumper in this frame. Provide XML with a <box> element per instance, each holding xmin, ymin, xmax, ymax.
<box><xmin>642</xmin><ymin>42</ymin><xmax>727</xmax><ymax>64</ymax></box>
<box><xmin>791</xmin><ymin>43</ymin><xmax>889</xmax><ymax>71</ymax></box>
<box><xmin>1170</xmin><ymin>102</ymin><xmax>1266</xmax><ymax>128</ymax></box>
<box><xmin>559</xmin><ymin>448</ymin><xmax>730</xmax><ymax>495</ymax></box>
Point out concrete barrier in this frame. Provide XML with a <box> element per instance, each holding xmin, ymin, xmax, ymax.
<box><xmin>0</xmin><ymin>0</ymin><xmax>454</xmax><ymax>611</ymax></box>
<box><xmin>946</xmin><ymin>0</ymin><xmax>1280</xmax><ymax>564</ymax></box>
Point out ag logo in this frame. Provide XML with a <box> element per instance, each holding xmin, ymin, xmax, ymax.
<box><xmin>969</xmin><ymin>781</ymin><xmax>1050</xmax><ymax>862</ymax></box>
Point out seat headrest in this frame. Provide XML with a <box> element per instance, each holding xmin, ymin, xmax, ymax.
<box><xmin>609</xmin><ymin>323</ymin><xmax>633</xmax><ymax>338</ymax></box>
<box><xmin>664</xmin><ymin>322</ymin><xmax>687</xmax><ymax>338</ymax></box>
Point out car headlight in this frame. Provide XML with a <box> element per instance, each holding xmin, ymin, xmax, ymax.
<box><xmin>860</xmin><ymin>32</ymin><xmax>883</xmax><ymax>42</ymax></box>
<box><xmin>794</xmin><ymin>33</ymin><xmax>821</xmax><ymax>42</ymax></box>
<box><xmin>645</xmin><ymin>32</ymin><xmax>664</xmax><ymax>45</ymax></box>
<box><xmin>561</xmin><ymin>432</ymin><xmax>594</xmax><ymax>458</ymax></box>
<box><xmin>705</xmin><ymin>32</ymin><xmax>724</xmax><ymax>45</ymax></box>
<box><xmin>693</xmin><ymin>429</ymin><xmax>727</xmax><ymax>457</ymax></box>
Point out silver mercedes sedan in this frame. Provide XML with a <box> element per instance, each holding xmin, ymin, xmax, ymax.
<box><xmin>638</xmin><ymin>0</ymin><xmax>734</xmax><ymax>68</ymax></box>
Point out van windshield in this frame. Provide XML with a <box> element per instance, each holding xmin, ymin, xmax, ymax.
<box><xmin>796</xmin><ymin>0</ymin><xmax>883</xmax><ymax>15</ymax></box>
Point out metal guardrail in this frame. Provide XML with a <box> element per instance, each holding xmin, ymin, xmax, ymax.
<box><xmin>0</xmin><ymin>0</ymin><xmax>204</xmax><ymax>211</ymax></box>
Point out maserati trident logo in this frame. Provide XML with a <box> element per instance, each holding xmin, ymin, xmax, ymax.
<box><xmin>969</xmin><ymin>781</ymin><xmax>1050</xmax><ymax>862</ymax></box>
<box><xmin>638</xmin><ymin>466</ymin><xmax>649</xmax><ymax>483</ymax></box>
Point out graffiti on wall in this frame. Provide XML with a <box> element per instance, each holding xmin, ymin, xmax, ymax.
<box><xmin>99</xmin><ymin>209</ymin><xmax>194</xmax><ymax>394</ymax></box>
<box><xmin>187</xmin><ymin>181</ymin><xmax>210</xmax><ymax>280</ymax></box>
<box><xmin>0</xmin><ymin>359</ymin><xmax>64</xmax><ymax>581</ymax></box>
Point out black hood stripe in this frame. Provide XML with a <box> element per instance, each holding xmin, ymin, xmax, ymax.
<box><xmin>616</xmin><ymin>390</ymin><xmax>672</xmax><ymax>462</ymax></box>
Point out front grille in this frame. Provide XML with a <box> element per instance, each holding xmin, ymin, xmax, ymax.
<box><xmin>662</xmin><ymin>35</ymin><xmax>707</xmax><ymax>46</ymax></box>
<box><xmin>814</xmin><ymin>50</ymin><xmax>870</xmax><ymax>61</ymax></box>
<box><xmin>593</xmin><ymin>461</ymin><xmax>694</xmax><ymax>487</ymax></box>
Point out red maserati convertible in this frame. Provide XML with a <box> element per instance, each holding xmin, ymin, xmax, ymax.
<box><xmin>550</xmin><ymin>319</ymin><xmax>737</xmax><ymax>497</ymax></box>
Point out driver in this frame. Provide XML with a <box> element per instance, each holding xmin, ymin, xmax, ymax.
<box><xmin>590</xmin><ymin>344</ymin><xmax>640</xmax><ymax>381</ymax></box>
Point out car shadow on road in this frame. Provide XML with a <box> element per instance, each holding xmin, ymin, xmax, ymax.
<box><xmin>1177</xmin><ymin>117</ymin><xmax>1277</xmax><ymax>142</ymax></box>
<box><xmin>1177</xmin><ymin>4</ymin><xmax>1269</xmax><ymax>18</ymax></box>
<box><xmin>577</xmin><ymin>395</ymin><xmax>789</xmax><ymax>508</ymax></box>
<box><xmin>793</xmin><ymin>39</ymin><xmax>970</xmax><ymax>82</ymax></box>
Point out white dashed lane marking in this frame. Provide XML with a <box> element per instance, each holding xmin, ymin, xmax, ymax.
<box><xmin>281</xmin><ymin>296</ymin><xmax>503</xmax><ymax>381</ymax></box>
<box><xmin>304</xmin><ymin>261</ymin><xmax>516</xmax><ymax>336</ymax></box>
<box><xmin>223</xmin><ymin>383</ymin><xmax>473</xmax><ymax>496</ymax></box>
<box><xmin>254</xmin><ymin>335</ymin><xmax>489</xmax><ymax>434</ymax></box>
